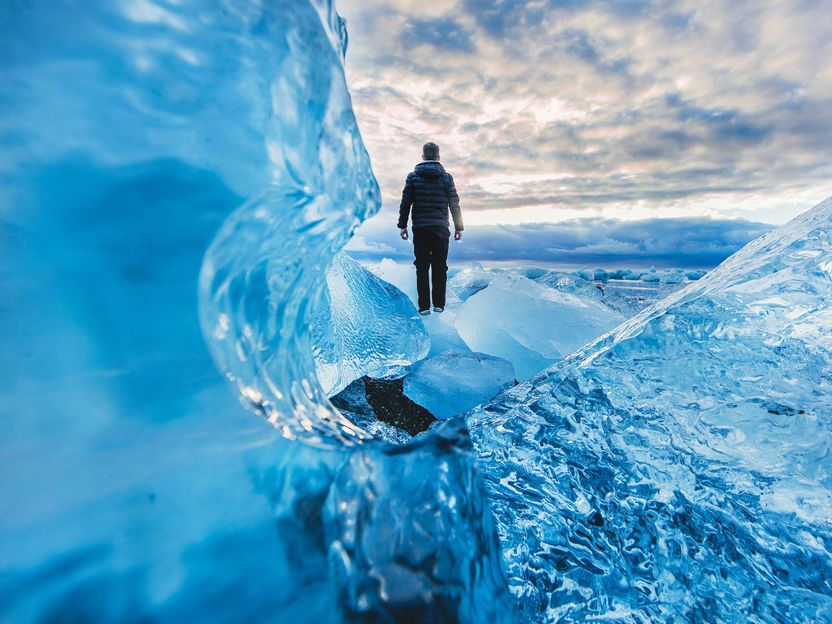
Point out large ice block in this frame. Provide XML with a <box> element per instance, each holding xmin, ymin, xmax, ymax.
<box><xmin>311</xmin><ymin>252</ymin><xmax>429</xmax><ymax>397</ymax></box>
<box><xmin>468</xmin><ymin>196</ymin><xmax>832</xmax><ymax>622</ymax></box>
<box><xmin>0</xmin><ymin>1</ymin><xmax>376</xmax><ymax>619</ymax></box>
<box><xmin>454</xmin><ymin>273</ymin><xmax>625</xmax><ymax>380</ymax></box>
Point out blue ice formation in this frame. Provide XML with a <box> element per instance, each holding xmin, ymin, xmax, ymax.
<box><xmin>454</xmin><ymin>272</ymin><xmax>626</xmax><ymax>380</ymax></box>
<box><xmin>468</xmin><ymin>197</ymin><xmax>832</xmax><ymax>622</ymax></box>
<box><xmin>312</xmin><ymin>252</ymin><xmax>429</xmax><ymax>397</ymax></box>
<box><xmin>448</xmin><ymin>263</ymin><xmax>496</xmax><ymax>301</ymax></box>
<box><xmin>326</xmin><ymin>418</ymin><xmax>516</xmax><ymax>622</ymax></box>
<box><xmin>403</xmin><ymin>352</ymin><xmax>516</xmax><ymax>419</ymax></box>
<box><xmin>3</xmin><ymin>0</ymin><xmax>831</xmax><ymax>621</ymax></box>
<box><xmin>1</xmin><ymin>1</ymin><xmax>518</xmax><ymax>621</ymax></box>
<box><xmin>1</xmin><ymin>2</ymin><xmax>370</xmax><ymax>618</ymax></box>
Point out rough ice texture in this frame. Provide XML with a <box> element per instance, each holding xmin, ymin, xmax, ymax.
<box><xmin>454</xmin><ymin>273</ymin><xmax>626</xmax><ymax>380</ymax></box>
<box><xmin>467</xmin><ymin>197</ymin><xmax>832</xmax><ymax>622</ymax></box>
<box><xmin>312</xmin><ymin>252</ymin><xmax>428</xmax><ymax>397</ymax></box>
<box><xmin>325</xmin><ymin>419</ymin><xmax>519</xmax><ymax>623</ymax></box>
<box><xmin>403</xmin><ymin>352</ymin><xmax>516</xmax><ymax>419</ymax></box>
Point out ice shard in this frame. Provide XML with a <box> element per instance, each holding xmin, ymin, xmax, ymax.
<box><xmin>312</xmin><ymin>252</ymin><xmax>429</xmax><ymax>397</ymax></box>
<box><xmin>468</xmin><ymin>197</ymin><xmax>832</xmax><ymax>622</ymax></box>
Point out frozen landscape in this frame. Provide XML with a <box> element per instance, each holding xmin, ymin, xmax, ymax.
<box><xmin>324</xmin><ymin>257</ymin><xmax>702</xmax><ymax>432</ymax></box>
<box><xmin>2</xmin><ymin>1</ymin><xmax>830</xmax><ymax>623</ymax></box>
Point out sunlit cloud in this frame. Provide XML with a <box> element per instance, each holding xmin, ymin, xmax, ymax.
<box><xmin>337</xmin><ymin>0</ymin><xmax>831</xmax><ymax>264</ymax></box>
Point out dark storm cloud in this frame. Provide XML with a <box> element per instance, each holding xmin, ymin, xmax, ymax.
<box><xmin>347</xmin><ymin>213</ymin><xmax>772</xmax><ymax>268</ymax></box>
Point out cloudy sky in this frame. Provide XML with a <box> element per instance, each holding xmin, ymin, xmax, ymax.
<box><xmin>337</xmin><ymin>0</ymin><xmax>831</xmax><ymax>267</ymax></box>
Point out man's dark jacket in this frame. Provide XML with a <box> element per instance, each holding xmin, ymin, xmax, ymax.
<box><xmin>397</xmin><ymin>160</ymin><xmax>464</xmax><ymax>231</ymax></box>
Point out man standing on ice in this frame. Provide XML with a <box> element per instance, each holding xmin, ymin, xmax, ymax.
<box><xmin>398</xmin><ymin>141</ymin><xmax>464</xmax><ymax>315</ymax></box>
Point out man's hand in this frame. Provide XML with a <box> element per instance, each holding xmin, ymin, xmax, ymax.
<box><xmin>400</xmin><ymin>228</ymin><xmax>409</xmax><ymax>241</ymax></box>
<box><xmin>454</xmin><ymin>230</ymin><xmax>462</xmax><ymax>241</ymax></box>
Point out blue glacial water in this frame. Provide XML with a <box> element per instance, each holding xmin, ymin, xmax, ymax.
<box><xmin>1</xmin><ymin>1</ymin><xmax>830</xmax><ymax>622</ymax></box>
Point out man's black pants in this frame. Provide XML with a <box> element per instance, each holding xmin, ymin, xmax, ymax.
<box><xmin>412</xmin><ymin>226</ymin><xmax>450</xmax><ymax>311</ymax></box>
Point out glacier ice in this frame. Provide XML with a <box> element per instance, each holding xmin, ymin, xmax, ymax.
<box><xmin>447</xmin><ymin>263</ymin><xmax>496</xmax><ymax>301</ymax></box>
<box><xmin>0</xmin><ymin>1</ymin><xmax>518</xmax><ymax>621</ymax></box>
<box><xmin>365</xmin><ymin>257</ymin><xmax>421</xmax><ymax>304</ymax></box>
<box><xmin>454</xmin><ymin>272</ymin><xmax>626</xmax><ymax>380</ymax></box>
<box><xmin>4</xmin><ymin>0</ymin><xmax>832</xmax><ymax>621</ymax></box>
<box><xmin>534</xmin><ymin>268</ymin><xmax>697</xmax><ymax>315</ymax></box>
<box><xmin>534</xmin><ymin>269</ymin><xmax>607</xmax><ymax>303</ymax></box>
<box><xmin>0</xmin><ymin>0</ymin><xmax>378</xmax><ymax>619</ymax></box>
<box><xmin>312</xmin><ymin>252</ymin><xmax>429</xmax><ymax>397</ymax></box>
<box><xmin>467</xmin><ymin>197</ymin><xmax>832</xmax><ymax>622</ymax></box>
<box><xmin>403</xmin><ymin>352</ymin><xmax>516</xmax><ymax>419</ymax></box>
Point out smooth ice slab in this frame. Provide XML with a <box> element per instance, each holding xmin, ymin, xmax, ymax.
<box><xmin>454</xmin><ymin>273</ymin><xmax>625</xmax><ymax>380</ymax></box>
<box><xmin>403</xmin><ymin>352</ymin><xmax>516</xmax><ymax>419</ymax></box>
<box><xmin>467</xmin><ymin>196</ymin><xmax>832</xmax><ymax>622</ymax></box>
<box><xmin>312</xmin><ymin>253</ymin><xmax>429</xmax><ymax>396</ymax></box>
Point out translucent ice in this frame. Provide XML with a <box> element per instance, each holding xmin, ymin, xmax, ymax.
<box><xmin>454</xmin><ymin>272</ymin><xmax>626</xmax><ymax>380</ymax></box>
<box><xmin>403</xmin><ymin>352</ymin><xmax>516</xmax><ymax>419</ymax></box>
<box><xmin>535</xmin><ymin>269</ymin><xmax>696</xmax><ymax>315</ymax></box>
<box><xmin>365</xmin><ymin>257</ymin><xmax>421</xmax><ymax>304</ymax></box>
<box><xmin>6</xmin><ymin>0</ymin><xmax>831</xmax><ymax>621</ymax></box>
<box><xmin>534</xmin><ymin>270</ymin><xmax>607</xmax><ymax>303</ymax></box>
<box><xmin>366</xmin><ymin>258</ymin><xmax>469</xmax><ymax>356</ymax></box>
<box><xmin>1</xmin><ymin>1</ymin><xmax>377</xmax><ymax>619</ymax></box>
<box><xmin>468</xmin><ymin>197</ymin><xmax>832</xmax><ymax>622</ymax></box>
<box><xmin>325</xmin><ymin>419</ymin><xmax>518</xmax><ymax>623</ymax></box>
<box><xmin>311</xmin><ymin>253</ymin><xmax>429</xmax><ymax>396</ymax></box>
<box><xmin>447</xmin><ymin>263</ymin><xmax>496</xmax><ymax>301</ymax></box>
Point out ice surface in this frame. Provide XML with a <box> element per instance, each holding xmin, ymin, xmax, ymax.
<box><xmin>6</xmin><ymin>0</ymin><xmax>831</xmax><ymax>621</ymax></box>
<box><xmin>467</xmin><ymin>197</ymin><xmax>832</xmax><ymax>622</ymax></box>
<box><xmin>403</xmin><ymin>352</ymin><xmax>516</xmax><ymax>419</ymax></box>
<box><xmin>534</xmin><ymin>269</ymin><xmax>607</xmax><ymax>302</ymax></box>
<box><xmin>454</xmin><ymin>273</ymin><xmax>626</xmax><ymax>380</ymax></box>
<box><xmin>447</xmin><ymin>263</ymin><xmax>496</xmax><ymax>301</ymax></box>
<box><xmin>312</xmin><ymin>252</ymin><xmax>428</xmax><ymax>396</ymax></box>
<box><xmin>365</xmin><ymin>257</ymin><xmax>420</xmax><ymax>303</ymax></box>
<box><xmin>535</xmin><ymin>268</ymin><xmax>697</xmax><ymax>315</ymax></box>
